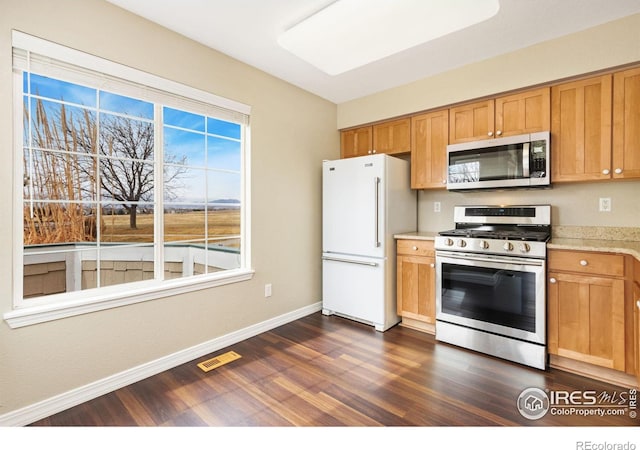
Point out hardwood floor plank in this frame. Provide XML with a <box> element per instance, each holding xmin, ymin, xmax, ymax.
<box><xmin>29</xmin><ymin>313</ymin><xmax>639</xmax><ymax>427</ymax></box>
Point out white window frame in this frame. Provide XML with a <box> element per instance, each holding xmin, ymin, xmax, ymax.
<box><xmin>5</xmin><ymin>31</ymin><xmax>253</xmax><ymax>329</ymax></box>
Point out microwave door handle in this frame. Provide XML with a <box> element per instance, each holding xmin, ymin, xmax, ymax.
<box><xmin>522</xmin><ymin>143</ymin><xmax>530</xmax><ymax>177</ymax></box>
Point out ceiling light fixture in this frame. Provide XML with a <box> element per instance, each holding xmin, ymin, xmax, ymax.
<box><xmin>278</xmin><ymin>0</ymin><xmax>500</xmax><ymax>76</ymax></box>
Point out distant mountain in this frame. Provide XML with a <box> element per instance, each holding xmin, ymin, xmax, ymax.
<box><xmin>210</xmin><ymin>199</ymin><xmax>240</xmax><ymax>204</ymax></box>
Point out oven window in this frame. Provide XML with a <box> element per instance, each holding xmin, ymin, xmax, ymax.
<box><xmin>441</xmin><ymin>263</ymin><xmax>536</xmax><ymax>332</ymax></box>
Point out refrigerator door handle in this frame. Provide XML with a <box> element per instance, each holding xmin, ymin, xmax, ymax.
<box><xmin>374</xmin><ymin>176</ymin><xmax>381</xmax><ymax>248</ymax></box>
<box><xmin>322</xmin><ymin>256</ymin><xmax>379</xmax><ymax>267</ymax></box>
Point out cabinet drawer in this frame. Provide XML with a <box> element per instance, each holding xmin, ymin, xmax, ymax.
<box><xmin>397</xmin><ymin>239</ymin><xmax>434</xmax><ymax>257</ymax></box>
<box><xmin>548</xmin><ymin>250</ymin><xmax>625</xmax><ymax>277</ymax></box>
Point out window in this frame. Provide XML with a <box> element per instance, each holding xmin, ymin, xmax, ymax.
<box><xmin>6</xmin><ymin>31</ymin><xmax>252</xmax><ymax>328</ymax></box>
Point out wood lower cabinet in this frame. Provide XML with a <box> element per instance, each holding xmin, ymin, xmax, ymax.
<box><xmin>396</xmin><ymin>239</ymin><xmax>436</xmax><ymax>333</ymax></box>
<box><xmin>410</xmin><ymin>109</ymin><xmax>449</xmax><ymax>189</ymax></box>
<box><xmin>547</xmin><ymin>250</ymin><xmax>627</xmax><ymax>372</ymax></box>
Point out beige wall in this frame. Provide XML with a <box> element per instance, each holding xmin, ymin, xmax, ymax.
<box><xmin>337</xmin><ymin>14</ymin><xmax>640</xmax><ymax>129</ymax></box>
<box><xmin>417</xmin><ymin>180</ymin><xmax>640</xmax><ymax>233</ymax></box>
<box><xmin>0</xmin><ymin>0</ymin><xmax>338</xmax><ymax>417</ymax></box>
<box><xmin>337</xmin><ymin>14</ymin><xmax>640</xmax><ymax>230</ymax></box>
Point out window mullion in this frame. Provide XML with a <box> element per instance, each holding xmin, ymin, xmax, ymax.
<box><xmin>154</xmin><ymin>104</ymin><xmax>164</xmax><ymax>281</ymax></box>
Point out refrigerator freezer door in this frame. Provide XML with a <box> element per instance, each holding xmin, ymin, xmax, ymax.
<box><xmin>322</xmin><ymin>156</ymin><xmax>385</xmax><ymax>258</ymax></box>
<box><xmin>322</xmin><ymin>255</ymin><xmax>397</xmax><ymax>331</ymax></box>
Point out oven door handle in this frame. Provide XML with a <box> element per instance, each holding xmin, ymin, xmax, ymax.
<box><xmin>436</xmin><ymin>251</ymin><xmax>545</xmax><ymax>267</ymax></box>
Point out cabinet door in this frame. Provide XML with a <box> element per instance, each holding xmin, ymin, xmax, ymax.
<box><xmin>411</xmin><ymin>109</ymin><xmax>449</xmax><ymax>189</ymax></box>
<box><xmin>551</xmin><ymin>75</ymin><xmax>612</xmax><ymax>182</ymax></box>
<box><xmin>340</xmin><ymin>126</ymin><xmax>372</xmax><ymax>158</ymax></box>
<box><xmin>449</xmin><ymin>99</ymin><xmax>494</xmax><ymax>144</ymax></box>
<box><xmin>495</xmin><ymin>87</ymin><xmax>550</xmax><ymax>137</ymax></box>
<box><xmin>613</xmin><ymin>67</ymin><xmax>640</xmax><ymax>179</ymax></box>
<box><xmin>548</xmin><ymin>272</ymin><xmax>625</xmax><ymax>371</ymax></box>
<box><xmin>373</xmin><ymin>118</ymin><xmax>411</xmax><ymax>155</ymax></box>
<box><xmin>397</xmin><ymin>255</ymin><xmax>435</xmax><ymax>324</ymax></box>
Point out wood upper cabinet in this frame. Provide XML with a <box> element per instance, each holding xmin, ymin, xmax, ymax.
<box><xmin>547</xmin><ymin>249</ymin><xmax>626</xmax><ymax>371</ymax></box>
<box><xmin>373</xmin><ymin>118</ymin><xmax>411</xmax><ymax>155</ymax></box>
<box><xmin>551</xmin><ymin>75</ymin><xmax>613</xmax><ymax>182</ymax></box>
<box><xmin>340</xmin><ymin>126</ymin><xmax>373</xmax><ymax>158</ymax></box>
<box><xmin>411</xmin><ymin>109</ymin><xmax>449</xmax><ymax>189</ymax></box>
<box><xmin>495</xmin><ymin>88</ymin><xmax>551</xmax><ymax>137</ymax></box>
<box><xmin>396</xmin><ymin>240</ymin><xmax>436</xmax><ymax>332</ymax></box>
<box><xmin>449</xmin><ymin>87</ymin><xmax>550</xmax><ymax>144</ymax></box>
<box><xmin>635</xmin><ymin>278</ymin><xmax>640</xmax><ymax>385</ymax></box>
<box><xmin>613</xmin><ymin>67</ymin><xmax>640</xmax><ymax>179</ymax></box>
<box><xmin>449</xmin><ymin>99</ymin><xmax>494</xmax><ymax>144</ymax></box>
<box><xmin>340</xmin><ymin>118</ymin><xmax>410</xmax><ymax>158</ymax></box>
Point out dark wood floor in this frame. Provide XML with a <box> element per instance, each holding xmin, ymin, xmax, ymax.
<box><xmin>30</xmin><ymin>312</ymin><xmax>638</xmax><ymax>427</ymax></box>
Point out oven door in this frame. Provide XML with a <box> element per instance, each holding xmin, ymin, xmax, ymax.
<box><xmin>435</xmin><ymin>250</ymin><xmax>545</xmax><ymax>344</ymax></box>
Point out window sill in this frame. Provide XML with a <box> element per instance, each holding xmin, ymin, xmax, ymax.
<box><xmin>3</xmin><ymin>268</ymin><xmax>255</xmax><ymax>329</ymax></box>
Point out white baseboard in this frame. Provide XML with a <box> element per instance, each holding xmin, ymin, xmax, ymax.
<box><xmin>0</xmin><ymin>302</ymin><xmax>322</xmax><ymax>427</ymax></box>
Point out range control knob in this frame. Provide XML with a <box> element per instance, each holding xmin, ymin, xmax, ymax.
<box><xmin>503</xmin><ymin>241</ymin><xmax>514</xmax><ymax>251</ymax></box>
<box><xmin>519</xmin><ymin>243</ymin><xmax>531</xmax><ymax>253</ymax></box>
<box><xmin>479</xmin><ymin>240</ymin><xmax>490</xmax><ymax>250</ymax></box>
<box><xmin>456</xmin><ymin>239</ymin><xmax>467</xmax><ymax>248</ymax></box>
<box><xmin>444</xmin><ymin>238</ymin><xmax>454</xmax><ymax>246</ymax></box>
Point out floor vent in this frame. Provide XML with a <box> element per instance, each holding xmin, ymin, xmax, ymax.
<box><xmin>197</xmin><ymin>351</ymin><xmax>242</xmax><ymax>372</ymax></box>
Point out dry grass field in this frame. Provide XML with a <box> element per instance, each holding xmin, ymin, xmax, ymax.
<box><xmin>102</xmin><ymin>209</ymin><xmax>240</xmax><ymax>244</ymax></box>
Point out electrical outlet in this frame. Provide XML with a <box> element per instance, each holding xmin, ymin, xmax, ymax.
<box><xmin>434</xmin><ymin>201</ymin><xmax>441</xmax><ymax>213</ymax></box>
<box><xmin>599</xmin><ymin>198</ymin><xmax>611</xmax><ymax>212</ymax></box>
<box><xmin>264</xmin><ymin>283</ymin><xmax>272</xmax><ymax>298</ymax></box>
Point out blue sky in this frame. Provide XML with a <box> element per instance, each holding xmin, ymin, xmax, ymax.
<box><xmin>24</xmin><ymin>73</ymin><xmax>242</xmax><ymax>204</ymax></box>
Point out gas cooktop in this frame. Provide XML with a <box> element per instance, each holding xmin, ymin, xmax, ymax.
<box><xmin>438</xmin><ymin>227</ymin><xmax>551</xmax><ymax>242</ymax></box>
<box><xmin>435</xmin><ymin>205</ymin><xmax>551</xmax><ymax>258</ymax></box>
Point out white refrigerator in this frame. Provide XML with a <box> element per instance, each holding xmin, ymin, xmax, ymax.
<box><xmin>321</xmin><ymin>154</ymin><xmax>417</xmax><ymax>331</ymax></box>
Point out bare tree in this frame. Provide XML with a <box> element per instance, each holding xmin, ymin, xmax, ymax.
<box><xmin>26</xmin><ymin>98</ymin><xmax>187</xmax><ymax>234</ymax></box>
<box><xmin>68</xmin><ymin>108</ymin><xmax>186</xmax><ymax>229</ymax></box>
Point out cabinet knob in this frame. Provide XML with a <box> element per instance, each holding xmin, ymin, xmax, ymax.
<box><xmin>496</xmin><ymin>130</ymin><xmax>502</xmax><ymax>136</ymax></box>
<box><xmin>602</xmin><ymin>169</ymin><xmax>610</xmax><ymax>175</ymax></box>
<box><xmin>430</xmin><ymin>263</ymin><xmax>435</xmax><ymax>268</ymax></box>
<box><xmin>614</xmin><ymin>168</ymin><xmax>622</xmax><ymax>174</ymax></box>
<box><xmin>488</xmin><ymin>131</ymin><xmax>494</xmax><ymax>137</ymax></box>
<box><xmin>442</xmin><ymin>179</ymin><xmax>447</xmax><ymax>184</ymax></box>
<box><xmin>412</xmin><ymin>246</ymin><xmax>418</xmax><ymax>251</ymax></box>
<box><xmin>580</xmin><ymin>260</ymin><xmax>588</xmax><ymax>266</ymax></box>
<box><xmin>367</xmin><ymin>150</ymin><xmax>372</xmax><ymax>154</ymax></box>
<box><xmin>550</xmin><ymin>278</ymin><xmax>557</xmax><ymax>284</ymax></box>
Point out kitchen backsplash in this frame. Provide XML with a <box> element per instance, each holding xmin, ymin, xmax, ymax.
<box><xmin>417</xmin><ymin>179</ymin><xmax>640</xmax><ymax>233</ymax></box>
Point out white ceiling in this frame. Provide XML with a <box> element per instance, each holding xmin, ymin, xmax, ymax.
<box><xmin>104</xmin><ymin>0</ymin><xmax>640</xmax><ymax>104</ymax></box>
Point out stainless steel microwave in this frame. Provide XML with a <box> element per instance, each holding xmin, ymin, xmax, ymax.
<box><xmin>446</xmin><ymin>131</ymin><xmax>550</xmax><ymax>191</ymax></box>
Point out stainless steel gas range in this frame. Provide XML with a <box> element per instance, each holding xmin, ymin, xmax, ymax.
<box><xmin>434</xmin><ymin>205</ymin><xmax>551</xmax><ymax>370</ymax></box>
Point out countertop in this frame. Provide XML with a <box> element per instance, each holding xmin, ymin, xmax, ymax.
<box><xmin>394</xmin><ymin>231</ymin><xmax>437</xmax><ymax>241</ymax></box>
<box><xmin>547</xmin><ymin>238</ymin><xmax>640</xmax><ymax>261</ymax></box>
